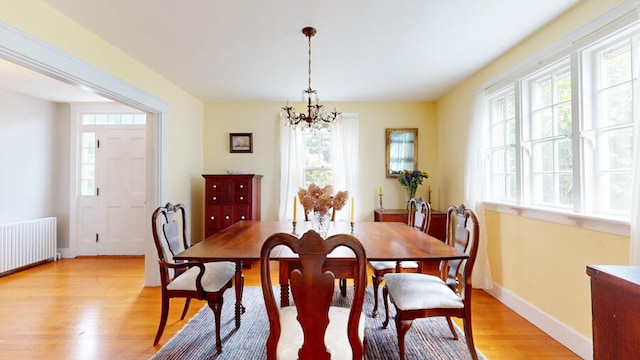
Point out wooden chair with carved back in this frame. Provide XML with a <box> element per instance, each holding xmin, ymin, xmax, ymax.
<box><xmin>382</xmin><ymin>204</ymin><xmax>480</xmax><ymax>360</ymax></box>
<box><xmin>260</xmin><ymin>230</ymin><xmax>367</xmax><ymax>359</ymax></box>
<box><xmin>151</xmin><ymin>202</ymin><xmax>241</xmax><ymax>350</ymax></box>
<box><xmin>368</xmin><ymin>197</ymin><xmax>431</xmax><ymax>317</ymax></box>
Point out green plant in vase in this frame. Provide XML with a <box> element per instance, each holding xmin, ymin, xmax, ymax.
<box><xmin>397</xmin><ymin>170</ymin><xmax>429</xmax><ymax>207</ymax></box>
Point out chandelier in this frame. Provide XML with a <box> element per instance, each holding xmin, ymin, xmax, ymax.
<box><xmin>281</xmin><ymin>26</ymin><xmax>341</xmax><ymax>130</ymax></box>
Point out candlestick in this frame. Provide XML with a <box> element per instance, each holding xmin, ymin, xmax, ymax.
<box><xmin>351</xmin><ymin>198</ymin><xmax>355</xmax><ymax>222</ymax></box>
<box><xmin>378</xmin><ymin>193</ymin><xmax>384</xmax><ymax>209</ymax></box>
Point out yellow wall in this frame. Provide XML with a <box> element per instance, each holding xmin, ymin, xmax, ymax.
<box><xmin>436</xmin><ymin>0</ymin><xmax>628</xmax><ymax>340</ymax></box>
<box><xmin>0</xmin><ymin>0</ymin><xmax>205</xmax><ymax>238</ymax></box>
<box><xmin>203</xmin><ymin>101</ymin><xmax>438</xmax><ymax>222</ymax></box>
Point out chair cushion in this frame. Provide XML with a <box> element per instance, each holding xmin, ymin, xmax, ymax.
<box><xmin>369</xmin><ymin>261</ymin><xmax>419</xmax><ymax>271</ymax></box>
<box><xmin>384</xmin><ymin>273</ymin><xmax>463</xmax><ymax>310</ymax></box>
<box><xmin>167</xmin><ymin>261</ymin><xmax>235</xmax><ymax>292</ymax></box>
<box><xmin>277</xmin><ymin>306</ymin><xmax>365</xmax><ymax>360</ymax></box>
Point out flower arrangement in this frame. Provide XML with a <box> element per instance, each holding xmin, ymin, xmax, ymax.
<box><xmin>298</xmin><ymin>183</ymin><xmax>349</xmax><ymax>220</ymax></box>
<box><xmin>397</xmin><ymin>170</ymin><xmax>429</xmax><ymax>200</ymax></box>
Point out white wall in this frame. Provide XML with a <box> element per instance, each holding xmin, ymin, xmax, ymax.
<box><xmin>0</xmin><ymin>89</ymin><xmax>69</xmax><ymax>246</ymax></box>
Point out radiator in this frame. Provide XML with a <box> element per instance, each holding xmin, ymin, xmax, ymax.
<box><xmin>0</xmin><ymin>217</ymin><xmax>57</xmax><ymax>274</ymax></box>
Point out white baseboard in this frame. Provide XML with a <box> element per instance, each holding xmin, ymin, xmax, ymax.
<box><xmin>485</xmin><ymin>284</ymin><xmax>592</xmax><ymax>360</ymax></box>
<box><xmin>57</xmin><ymin>248</ymin><xmax>76</xmax><ymax>259</ymax></box>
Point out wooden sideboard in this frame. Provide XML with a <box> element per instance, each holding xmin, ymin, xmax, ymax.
<box><xmin>586</xmin><ymin>265</ymin><xmax>640</xmax><ymax>359</ymax></box>
<box><xmin>373</xmin><ymin>208</ymin><xmax>446</xmax><ymax>241</ymax></box>
<box><xmin>203</xmin><ymin>174</ymin><xmax>262</xmax><ymax>238</ymax></box>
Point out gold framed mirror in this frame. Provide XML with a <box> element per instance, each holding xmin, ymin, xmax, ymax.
<box><xmin>385</xmin><ymin>128</ymin><xmax>418</xmax><ymax>178</ymax></box>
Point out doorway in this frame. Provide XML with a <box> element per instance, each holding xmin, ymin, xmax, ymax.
<box><xmin>75</xmin><ymin>106</ymin><xmax>147</xmax><ymax>256</ymax></box>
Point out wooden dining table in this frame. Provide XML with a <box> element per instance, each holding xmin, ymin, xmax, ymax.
<box><xmin>174</xmin><ymin>220</ymin><xmax>468</xmax><ymax>325</ymax></box>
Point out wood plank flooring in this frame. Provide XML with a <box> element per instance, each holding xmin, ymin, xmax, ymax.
<box><xmin>0</xmin><ymin>257</ymin><xmax>580</xmax><ymax>359</ymax></box>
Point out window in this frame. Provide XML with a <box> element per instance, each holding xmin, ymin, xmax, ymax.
<box><xmin>487</xmin><ymin>87</ymin><xmax>517</xmax><ymax>202</ymax></box>
<box><xmin>485</xmin><ymin>17</ymin><xmax>640</xmax><ymax>219</ymax></box>
<box><xmin>303</xmin><ymin>126</ymin><xmax>333</xmax><ymax>186</ymax></box>
<box><xmin>80</xmin><ymin>132</ymin><xmax>96</xmax><ymax>196</ymax></box>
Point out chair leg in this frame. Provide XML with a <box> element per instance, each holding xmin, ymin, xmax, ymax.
<box><xmin>208</xmin><ymin>297</ymin><xmax>224</xmax><ymax>352</ymax></box>
<box><xmin>153</xmin><ymin>295</ymin><xmax>170</xmax><ymax>346</ymax></box>
<box><xmin>382</xmin><ymin>285</ymin><xmax>390</xmax><ymax>328</ymax></box>
<box><xmin>180</xmin><ymin>298</ymin><xmax>191</xmax><ymax>320</ymax></box>
<box><xmin>371</xmin><ymin>273</ymin><xmax>381</xmax><ymax>317</ymax></box>
<box><xmin>235</xmin><ymin>275</ymin><xmax>245</xmax><ymax>329</ymax></box>
<box><xmin>395</xmin><ymin>318</ymin><xmax>413</xmax><ymax>360</ymax></box>
<box><xmin>445</xmin><ymin>316</ymin><xmax>459</xmax><ymax>340</ymax></box>
<box><xmin>339</xmin><ymin>278</ymin><xmax>347</xmax><ymax>296</ymax></box>
<box><xmin>463</xmin><ymin>317</ymin><xmax>478</xmax><ymax>360</ymax></box>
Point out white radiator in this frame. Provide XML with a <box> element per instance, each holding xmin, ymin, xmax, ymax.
<box><xmin>0</xmin><ymin>217</ymin><xmax>57</xmax><ymax>274</ymax></box>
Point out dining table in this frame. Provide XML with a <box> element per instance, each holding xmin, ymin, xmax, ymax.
<box><xmin>174</xmin><ymin>220</ymin><xmax>468</xmax><ymax>326</ymax></box>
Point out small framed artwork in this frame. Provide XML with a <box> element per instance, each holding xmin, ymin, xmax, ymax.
<box><xmin>229</xmin><ymin>133</ymin><xmax>253</xmax><ymax>153</ymax></box>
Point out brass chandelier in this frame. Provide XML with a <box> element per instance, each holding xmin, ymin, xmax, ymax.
<box><xmin>281</xmin><ymin>26</ymin><xmax>341</xmax><ymax>130</ymax></box>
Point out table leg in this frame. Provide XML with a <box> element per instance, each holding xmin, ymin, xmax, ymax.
<box><xmin>279</xmin><ymin>261</ymin><xmax>290</xmax><ymax>307</ymax></box>
<box><xmin>234</xmin><ymin>261</ymin><xmax>245</xmax><ymax>328</ymax></box>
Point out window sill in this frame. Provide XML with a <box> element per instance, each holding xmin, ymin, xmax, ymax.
<box><xmin>483</xmin><ymin>201</ymin><xmax>630</xmax><ymax>237</ymax></box>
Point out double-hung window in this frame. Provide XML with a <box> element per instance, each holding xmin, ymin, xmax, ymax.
<box><xmin>484</xmin><ymin>11</ymin><xmax>640</xmax><ymax>221</ymax></box>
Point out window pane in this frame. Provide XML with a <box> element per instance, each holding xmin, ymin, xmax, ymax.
<box><xmin>599</xmin><ymin>128</ymin><xmax>634</xmax><ymax>170</ymax></box>
<box><xmin>532</xmin><ymin>77</ymin><xmax>552</xmax><ymax>110</ymax></box>
<box><xmin>601</xmin><ymin>41</ymin><xmax>631</xmax><ymax>87</ymax></box>
<box><xmin>598</xmin><ymin>83</ymin><xmax>633</xmax><ymax>127</ymax></box>
<box><xmin>559</xmin><ymin>173</ymin><xmax>573</xmax><ymax>205</ymax></box>
<box><xmin>531</xmin><ymin>108</ymin><xmax>553</xmax><ymax>139</ymax></box>
<box><xmin>557</xmin><ymin>140</ymin><xmax>572</xmax><ymax>171</ymax></box>
<box><xmin>556</xmin><ymin>102</ymin><xmax>572</xmax><ymax>136</ymax></box>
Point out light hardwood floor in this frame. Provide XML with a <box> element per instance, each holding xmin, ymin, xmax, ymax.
<box><xmin>0</xmin><ymin>257</ymin><xmax>580</xmax><ymax>360</ymax></box>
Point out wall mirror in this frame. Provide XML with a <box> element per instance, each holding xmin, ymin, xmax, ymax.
<box><xmin>385</xmin><ymin>128</ymin><xmax>418</xmax><ymax>178</ymax></box>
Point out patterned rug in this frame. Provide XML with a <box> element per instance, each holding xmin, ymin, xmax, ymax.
<box><xmin>151</xmin><ymin>286</ymin><xmax>486</xmax><ymax>360</ymax></box>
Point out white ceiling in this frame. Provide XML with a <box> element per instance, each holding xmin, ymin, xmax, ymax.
<box><xmin>4</xmin><ymin>0</ymin><xmax>581</xmax><ymax>103</ymax></box>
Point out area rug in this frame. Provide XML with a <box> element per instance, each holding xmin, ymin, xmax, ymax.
<box><xmin>151</xmin><ymin>286</ymin><xmax>487</xmax><ymax>360</ymax></box>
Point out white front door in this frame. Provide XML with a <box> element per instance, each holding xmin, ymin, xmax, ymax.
<box><xmin>76</xmin><ymin>112</ymin><xmax>146</xmax><ymax>256</ymax></box>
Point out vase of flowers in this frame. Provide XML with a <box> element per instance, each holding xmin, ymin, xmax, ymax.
<box><xmin>397</xmin><ymin>170</ymin><xmax>429</xmax><ymax>207</ymax></box>
<box><xmin>298</xmin><ymin>183</ymin><xmax>349</xmax><ymax>237</ymax></box>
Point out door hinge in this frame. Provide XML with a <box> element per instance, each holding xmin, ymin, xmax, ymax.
<box><xmin>95</xmin><ymin>233</ymin><xmax>99</xmax><ymax>243</ymax></box>
<box><xmin>96</xmin><ymin>139</ymin><xmax>100</xmax><ymax>148</ymax></box>
<box><xmin>96</xmin><ymin>187</ymin><xmax>99</xmax><ymax>196</ymax></box>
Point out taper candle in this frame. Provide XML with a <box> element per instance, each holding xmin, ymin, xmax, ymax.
<box><xmin>351</xmin><ymin>198</ymin><xmax>355</xmax><ymax>222</ymax></box>
<box><xmin>379</xmin><ymin>187</ymin><xmax>382</xmax><ymax>195</ymax></box>
<box><xmin>293</xmin><ymin>196</ymin><xmax>297</xmax><ymax>221</ymax></box>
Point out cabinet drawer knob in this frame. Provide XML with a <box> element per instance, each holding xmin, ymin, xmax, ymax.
<box><xmin>212</xmin><ymin>196</ymin><xmax>217</xmax><ymax>200</ymax></box>
<box><xmin>213</xmin><ymin>185</ymin><xmax>217</xmax><ymax>188</ymax></box>
<box><xmin>210</xmin><ymin>216</ymin><xmax>215</xmax><ymax>220</ymax></box>
<box><xmin>225</xmin><ymin>215</ymin><xmax>230</xmax><ymax>220</ymax></box>
<box><xmin>239</xmin><ymin>196</ymin><xmax>244</xmax><ymax>200</ymax></box>
<box><xmin>240</xmin><ymin>184</ymin><xmax>244</xmax><ymax>188</ymax></box>
<box><xmin>241</xmin><ymin>215</ymin><xmax>246</xmax><ymax>220</ymax></box>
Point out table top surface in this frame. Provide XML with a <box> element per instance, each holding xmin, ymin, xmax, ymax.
<box><xmin>175</xmin><ymin>220</ymin><xmax>466</xmax><ymax>262</ymax></box>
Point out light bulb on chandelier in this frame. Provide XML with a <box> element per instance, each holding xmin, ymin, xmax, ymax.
<box><xmin>281</xmin><ymin>26</ymin><xmax>341</xmax><ymax>130</ymax></box>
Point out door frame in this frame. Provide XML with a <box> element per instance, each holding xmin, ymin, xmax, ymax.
<box><xmin>0</xmin><ymin>20</ymin><xmax>167</xmax><ymax>286</ymax></box>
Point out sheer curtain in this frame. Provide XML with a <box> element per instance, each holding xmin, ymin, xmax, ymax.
<box><xmin>630</xmin><ymin>74</ymin><xmax>640</xmax><ymax>265</ymax></box>
<box><xmin>278</xmin><ymin>114</ymin><xmax>359</xmax><ymax>221</ymax></box>
<box><xmin>464</xmin><ymin>88</ymin><xmax>494</xmax><ymax>289</ymax></box>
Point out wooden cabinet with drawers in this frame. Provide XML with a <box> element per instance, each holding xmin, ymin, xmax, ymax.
<box><xmin>203</xmin><ymin>174</ymin><xmax>262</xmax><ymax>238</ymax></box>
<box><xmin>373</xmin><ymin>208</ymin><xmax>447</xmax><ymax>241</ymax></box>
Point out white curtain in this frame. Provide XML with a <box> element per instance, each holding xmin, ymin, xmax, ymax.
<box><xmin>331</xmin><ymin>114</ymin><xmax>359</xmax><ymax>221</ymax></box>
<box><xmin>278</xmin><ymin>114</ymin><xmax>359</xmax><ymax>221</ymax></box>
<box><xmin>464</xmin><ymin>88</ymin><xmax>494</xmax><ymax>289</ymax></box>
<box><xmin>630</xmin><ymin>73</ymin><xmax>640</xmax><ymax>265</ymax></box>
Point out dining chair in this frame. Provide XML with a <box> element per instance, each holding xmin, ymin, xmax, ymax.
<box><xmin>151</xmin><ymin>202</ymin><xmax>241</xmax><ymax>350</ymax></box>
<box><xmin>382</xmin><ymin>204</ymin><xmax>480</xmax><ymax>360</ymax></box>
<box><xmin>368</xmin><ymin>197</ymin><xmax>431</xmax><ymax>317</ymax></box>
<box><xmin>260</xmin><ymin>230</ymin><xmax>367</xmax><ymax>360</ymax></box>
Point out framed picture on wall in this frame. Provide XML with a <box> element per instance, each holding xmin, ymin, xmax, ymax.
<box><xmin>229</xmin><ymin>133</ymin><xmax>253</xmax><ymax>153</ymax></box>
